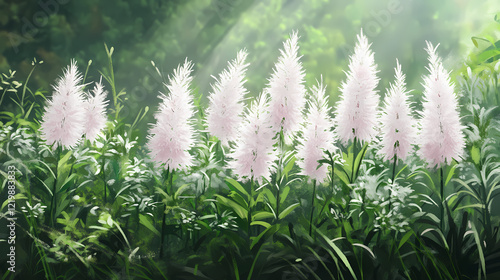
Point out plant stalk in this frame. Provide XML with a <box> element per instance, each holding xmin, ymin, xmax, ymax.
<box><xmin>309</xmin><ymin>179</ymin><xmax>317</xmax><ymax>237</ymax></box>
<box><xmin>391</xmin><ymin>154</ymin><xmax>398</xmax><ymax>184</ymax></box>
<box><xmin>50</xmin><ymin>145</ymin><xmax>62</xmax><ymax>227</ymax></box>
<box><xmin>351</xmin><ymin>137</ymin><xmax>357</xmax><ymax>184</ymax></box>
<box><xmin>440</xmin><ymin>166</ymin><xmax>444</xmax><ymax>230</ymax></box>
<box><xmin>159</xmin><ymin>168</ymin><xmax>173</xmax><ymax>259</ymax></box>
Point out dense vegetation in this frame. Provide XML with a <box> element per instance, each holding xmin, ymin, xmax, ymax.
<box><xmin>1</xmin><ymin>1</ymin><xmax>500</xmax><ymax>280</ymax></box>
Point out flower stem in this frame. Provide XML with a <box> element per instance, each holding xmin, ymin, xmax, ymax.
<box><xmin>309</xmin><ymin>179</ymin><xmax>317</xmax><ymax>237</ymax></box>
<box><xmin>440</xmin><ymin>166</ymin><xmax>444</xmax><ymax>230</ymax></box>
<box><xmin>330</xmin><ymin>159</ymin><xmax>335</xmax><ymax>194</ymax></box>
<box><xmin>391</xmin><ymin>153</ymin><xmax>398</xmax><ymax>184</ymax></box>
<box><xmin>351</xmin><ymin>137</ymin><xmax>357</xmax><ymax>184</ymax></box>
<box><xmin>276</xmin><ymin>128</ymin><xmax>284</xmax><ymax>219</ymax></box>
<box><xmin>50</xmin><ymin>145</ymin><xmax>62</xmax><ymax>227</ymax></box>
<box><xmin>159</xmin><ymin>168</ymin><xmax>173</xmax><ymax>259</ymax></box>
<box><xmin>248</xmin><ymin>177</ymin><xmax>254</xmax><ymax>236</ymax></box>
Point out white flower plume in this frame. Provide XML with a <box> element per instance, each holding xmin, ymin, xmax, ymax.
<box><xmin>147</xmin><ymin>59</ymin><xmax>196</xmax><ymax>171</ymax></box>
<box><xmin>267</xmin><ymin>31</ymin><xmax>306</xmax><ymax>138</ymax></box>
<box><xmin>296</xmin><ymin>79</ymin><xmax>335</xmax><ymax>184</ymax></box>
<box><xmin>379</xmin><ymin>60</ymin><xmax>416</xmax><ymax>162</ymax></box>
<box><xmin>83</xmin><ymin>79</ymin><xmax>108</xmax><ymax>142</ymax></box>
<box><xmin>229</xmin><ymin>93</ymin><xmax>277</xmax><ymax>184</ymax></box>
<box><xmin>334</xmin><ymin>30</ymin><xmax>380</xmax><ymax>144</ymax></box>
<box><xmin>419</xmin><ymin>42</ymin><xmax>465</xmax><ymax>167</ymax></box>
<box><xmin>206</xmin><ymin>50</ymin><xmax>249</xmax><ymax>146</ymax></box>
<box><xmin>40</xmin><ymin>60</ymin><xmax>86</xmax><ymax>148</ymax></box>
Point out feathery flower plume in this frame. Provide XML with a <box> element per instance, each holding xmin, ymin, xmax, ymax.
<box><xmin>379</xmin><ymin>60</ymin><xmax>416</xmax><ymax>162</ymax></box>
<box><xmin>296</xmin><ymin>80</ymin><xmax>335</xmax><ymax>183</ymax></box>
<box><xmin>229</xmin><ymin>93</ymin><xmax>277</xmax><ymax>184</ymax></box>
<box><xmin>206</xmin><ymin>50</ymin><xmax>249</xmax><ymax>146</ymax></box>
<box><xmin>334</xmin><ymin>30</ymin><xmax>380</xmax><ymax>144</ymax></box>
<box><xmin>40</xmin><ymin>60</ymin><xmax>86</xmax><ymax>148</ymax></box>
<box><xmin>147</xmin><ymin>59</ymin><xmax>196</xmax><ymax>171</ymax></box>
<box><xmin>267</xmin><ymin>31</ymin><xmax>306</xmax><ymax>138</ymax></box>
<box><xmin>83</xmin><ymin>79</ymin><xmax>109</xmax><ymax>142</ymax></box>
<box><xmin>419</xmin><ymin>42</ymin><xmax>465</xmax><ymax>167</ymax></box>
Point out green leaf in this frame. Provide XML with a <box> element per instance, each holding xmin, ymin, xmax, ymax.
<box><xmin>398</xmin><ymin>231</ymin><xmax>413</xmax><ymax>250</ymax></box>
<box><xmin>280</xmin><ymin>185</ymin><xmax>290</xmax><ymax>204</ymax></box>
<box><xmin>445</xmin><ymin>163</ymin><xmax>457</xmax><ymax>186</ymax></box>
<box><xmin>278</xmin><ymin>202</ymin><xmax>299</xmax><ymax>220</ymax></box>
<box><xmin>139</xmin><ymin>214</ymin><xmax>160</xmax><ymax>237</ymax></box>
<box><xmin>263</xmin><ymin>188</ymin><xmax>277</xmax><ymax>208</ymax></box>
<box><xmin>250</xmin><ymin>221</ymin><xmax>271</xmax><ymax>229</ymax></box>
<box><xmin>252</xmin><ymin>211</ymin><xmax>274</xmax><ymax>221</ymax></box>
<box><xmin>58</xmin><ymin>150</ymin><xmax>73</xmax><ymax>170</ymax></box>
<box><xmin>250</xmin><ymin>224</ymin><xmax>279</xmax><ymax>250</ymax></box>
<box><xmin>471</xmin><ymin>145</ymin><xmax>480</xmax><ymax>165</ymax></box>
<box><xmin>174</xmin><ymin>184</ymin><xmax>190</xmax><ymax>200</ymax></box>
<box><xmin>58</xmin><ymin>173</ymin><xmax>78</xmax><ymax>193</ymax></box>
<box><xmin>216</xmin><ymin>195</ymin><xmax>248</xmax><ymax>220</ymax></box>
<box><xmin>282</xmin><ymin>155</ymin><xmax>296</xmax><ymax>178</ymax></box>
<box><xmin>471</xmin><ymin>222</ymin><xmax>486</xmax><ymax>278</ymax></box>
<box><xmin>318</xmin><ymin>231</ymin><xmax>358</xmax><ymax>280</ymax></box>
<box><xmin>226</xmin><ymin>178</ymin><xmax>249</xmax><ymax>199</ymax></box>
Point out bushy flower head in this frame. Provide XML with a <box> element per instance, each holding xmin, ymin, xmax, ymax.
<box><xmin>147</xmin><ymin>59</ymin><xmax>196</xmax><ymax>171</ymax></box>
<box><xmin>334</xmin><ymin>30</ymin><xmax>380</xmax><ymax>144</ymax></box>
<box><xmin>206</xmin><ymin>50</ymin><xmax>249</xmax><ymax>146</ymax></box>
<box><xmin>83</xmin><ymin>79</ymin><xmax>108</xmax><ymax>142</ymax></box>
<box><xmin>379</xmin><ymin>60</ymin><xmax>416</xmax><ymax>162</ymax></box>
<box><xmin>419</xmin><ymin>42</ymin><xmax>465</xmax><ymax>167</ymax></box>
<box><xmin>229</xmin><ymin>93</ymin><xmax>277</xmax><ymax>184</ymax></box>
<box><xmin>267</xmin><ymin>31</ymin><xmax>306</xmax><ymax>138</ymax></box>
<box><xmin>296</xmin><ymin>80</ymin><xmax>336</xmax><ymax>184</ymax></box>
<box><xmin>40</xmin><ymin>60</ymin><xmax>86</xmax><ymax>148</ymax></box>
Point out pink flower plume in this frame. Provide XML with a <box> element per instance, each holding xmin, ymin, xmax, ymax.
<box><xmin>296</xmin><ymin>79</ymin><xmax>336</xmax><ymax>183</ymax></box>
<box><xmin>40</xmin><ymin>60</ymin><xmax>86</xmax><ymax>148</ymax></box>
<box><xmin>379</xmin><ymin>60</ymin><xmax>417</xmax><ymax>162</ymax></box>
<box><xmin>229</xmin><ymin>93</ymin><xmax>277</xmax><ymax>184</ymax></box>
<box><xmin>419</xmin><ymin>42</ymin><xmax>465</xmax><ymax>167</ymax></box>
<box><xmin>267</xmin><ymin>31</ymin><xmax>306</xmax><ymax>139</ymax></box>
<box><xmin>147</xmin><ymin>59</ymin><xmax>196</xmax><ymax>171</ymax></box>
<box><xmin>83</xmin><ymin>79</ymin><xmax>109</xmax><ymax>142</ymax></box>
<box><xmin>334</xmin><ymin>30</ymin><xmax>380</xmax><ymax>144</ymax></box>
<box><xmin>206</xmin><ymin>50</ymin><xmax>249</xmax><ymax>146</ymax></box>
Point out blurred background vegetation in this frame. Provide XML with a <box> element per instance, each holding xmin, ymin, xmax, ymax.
<box><xmin>0</xmin><ymin>0</ymin><xmax>499</xmax><ymax>129</ymax></box>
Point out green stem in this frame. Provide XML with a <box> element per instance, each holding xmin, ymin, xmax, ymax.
<box><xmin>21</xmin><ymin>62</ymin><xmax>38</xmax><ymax>112</ymax></box>
<box><xmin>351</xmin><ymin>138</ymin><xmax>357</xmax><ymax>184</ymax></box>
<box><xmin>248</xmin><ymin>177</ymin><xmax>254</xmax><ymax>235</ymax></box>
<box><xmin>102</xmin><ymin>155</ymin><xmax>107</xmax><ymax>203</ymax></box>
<box><xmin>83</xmin><ymin>60</ymin><xmax>92</xmax><ymax>85</ymax></box>
<box><xmin>50</xmin><ymin>145</ymin><xmax>61</xmax><ymax>227</ymax></box>
<box><xmin>276</xmin><ymin>128</ymin><xmax>284</xmax><ymax>219</ymax></box>
<box><xmin>159</xmin><ymin>168</ymin><xmax>173</xmax><ymax>258</ymax></box>
<box><xmin>309</xmin><ymin>179</ymin><xmax>317</xmax><ymax>237</ymax></box>
<box><xmin>391</xmin><ymin>154</ymin><xmax>398</xmax><ymax>184</ymax></box>
<box><xmin>440</xmin><ymin>166</ymin><xmax>444</xmax><ymax>230</ymax></box>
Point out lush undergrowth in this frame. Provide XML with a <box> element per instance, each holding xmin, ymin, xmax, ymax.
<box><xmin>2</xmin><ymin>24</ymin><xmax>500</xmax><ymax>280</ymax></box>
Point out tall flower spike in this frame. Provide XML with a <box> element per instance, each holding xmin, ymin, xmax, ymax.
<box><xmin>229</xmin><ymin>93</ymin><xmax>277</xmax><ymax>184</ymax></box>
<box><xmin>334</xmin><ymin>30</ymin><xmax>380</xmax><ymax>144</ymax></box>
<box><xmin>206</xmin><ymin>50</ymin><xmax>249</xmax><ymax>146</ymax></box>
<box><xmin>83</xmin><ymin>78</ymin><xmax>109</xmax><ymax>142</ymax></box>
<box><xmin>147</xmin><ymin>59</ymin><xmax>196</xmax><ymax>171</ymax></box>
<box><xmin>419</xmin><ymin>42</ymin><xmax>465</xmax><ymax>167</ymax></box>
<box><xmin>40</xmin><ymin>60</ymin><xmax>86</xmax><ymax>148</ymax></box>
<box><xmin>267</xmin><ymin>31</ymin><xmax>306</xmax><ymax>138</ymax></box>
<box><xmin>379</xmin><ymin>60</ymin><xmax>416</xmax><ymax>162</ymax></box>
<box><xmin>296</xmin><ymin>79</ymin><xmax>335</xmax><ymax>184</ymax></box>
